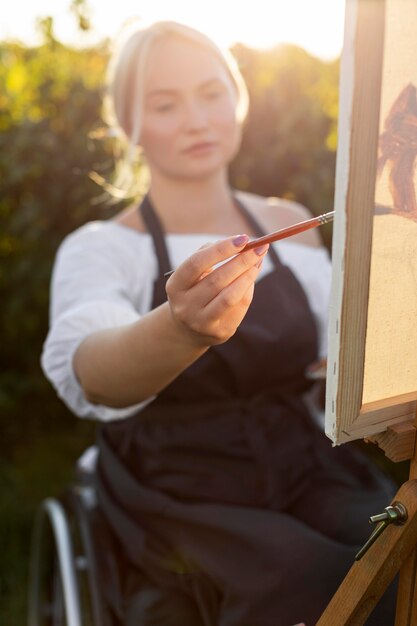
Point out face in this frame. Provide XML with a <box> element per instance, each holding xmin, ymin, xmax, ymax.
<box><xmin>138</xmin><ymin>36</ymin><xmax>242</xmax><ymax>181</ymax></box>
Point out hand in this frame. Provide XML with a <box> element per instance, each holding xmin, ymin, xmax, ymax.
<box><xmin>305</xmin><ymin>357</ymin><xmax>327</xmax><ymax>380</ymax></box>
<box><xmin>166</xmin><ymin>234</ymin><xmax>269</xmax><ymax>347</ymax></box>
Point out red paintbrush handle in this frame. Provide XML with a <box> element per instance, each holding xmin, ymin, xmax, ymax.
<box><xmin>241</xmin><ymin>210</ymin><xmax>335</xmax><ymax>251</ymax></box>
<box><xmin>164</xmin><ymin>211</ymin><xmax>335</xmax><ymax>278</ymax></box>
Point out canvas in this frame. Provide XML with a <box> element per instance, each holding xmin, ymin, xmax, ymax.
<box><xmin>325</xmin><ymin>0</ymin><xmax>417</xmax><ymax>444</ymax></box>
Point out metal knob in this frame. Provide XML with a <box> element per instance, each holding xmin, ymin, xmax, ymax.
<box><xmin>355</xmin><ymin>501</ymin><xmax>408</xmax><ymax>561</ymax></box>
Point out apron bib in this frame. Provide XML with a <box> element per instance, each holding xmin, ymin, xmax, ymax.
<box><xmin>97</xmin><ymin>194</ymin><xmax>319</xmax><ymax>572</ymax></box>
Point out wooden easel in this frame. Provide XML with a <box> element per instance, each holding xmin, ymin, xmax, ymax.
<box><xmin>319</xmin><ymin>0</ymin><xmax>417</xmax><ymax>619</ymax></box>
<box><xmin>317</xmin><ymin>415</ymin><xmax>417</xmax><ymax>625</ymax></box>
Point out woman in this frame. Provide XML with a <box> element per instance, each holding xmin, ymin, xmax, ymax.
<box><xmin>42</xmin><ymin>20</ymin><xmax>396</xmax><ymax>625</ymax></box>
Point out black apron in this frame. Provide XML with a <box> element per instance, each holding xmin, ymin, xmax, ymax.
<box><xmin>96</xmin><ymin>196</ymin><xmax>396</xmax><ymax>626</ymax></box>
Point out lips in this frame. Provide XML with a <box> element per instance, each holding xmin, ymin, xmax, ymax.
<box><xmin>183</xmin><ymin>141</ymin><xmax>217</xmax><ymax>155</ymax></box>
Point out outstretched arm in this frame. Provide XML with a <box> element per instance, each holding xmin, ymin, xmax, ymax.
<box><xmin>73</xmin><ymin>235</ymin><xmax>268</xmax><ymax>408</ymax></box>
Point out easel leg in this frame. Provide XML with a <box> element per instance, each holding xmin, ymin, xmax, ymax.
<box><xmin>395</xmin><ymin>549</ymin><xmax>417</xmax><ymax>625</ymax></box>
<box><xmin>316</xmin><ymin>480</ymin><xmax>417</xmax><ymax>626</ymax></box>
<box><xmin>318</xmin><ymin>407</ymin><xmax>417</xmax><ymax>626</ymax></box>
<box><xmin>394</xmin><ymin>426</ymin><xmax>417</xmax><ymax>626</ymax></box>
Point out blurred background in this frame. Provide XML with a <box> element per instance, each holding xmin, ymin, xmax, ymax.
<box><xmin>1</xmin><ymin>1</ymin><xmax>402</xmax><ymax>623</ymax></box>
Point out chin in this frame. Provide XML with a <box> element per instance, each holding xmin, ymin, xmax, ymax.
<box><xmin>175</xmin><ymin>169</ymin><xmax>224</xmax><ymax>183</ymax></box>
<box><xmin>167</xmin><ymin>158</ymin><xmax>228</xmax><ymax>181</ymax></box>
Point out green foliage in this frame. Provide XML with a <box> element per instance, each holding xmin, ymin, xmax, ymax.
<box><xmin>0</xmin><ymin>36</ymin><xmax>117</xmax><ymax>443</ymax></box>
<box><xmin>0</xmin><ymin>29</ymin><xmax>340</xmax><ymax>624</ymax></box>
<box><xmin>70</xmin><ymin>0</ymin><xmax>92</xmax><ymax>32</ymax></box>
<box><xmin>230</xmin><ymin>43</ymin><xmax>339</xmax><ymax>222</ymax></box>
<box><xmin>0</xmin><ymin>34</ymin><xmax>116</xmax><ymax>625</ymax></box>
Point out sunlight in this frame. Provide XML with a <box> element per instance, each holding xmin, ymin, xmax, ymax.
<box><xmin>1</xmin><ymin>0</ymin><xmax>345</xmax><ymax>60</ymax></box>
<box><xmin>138</xmin><ymin>0</ymin><xmax>346</xmax><ymax>58</ymax></box>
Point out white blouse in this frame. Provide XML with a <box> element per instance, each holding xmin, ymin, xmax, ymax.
<box><xmin>41</xmin><ymin>220</ymin><xmax>331</xmax><ymax>422</ymax></box>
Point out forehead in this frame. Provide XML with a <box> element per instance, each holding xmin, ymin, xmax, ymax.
<box><xmin>144</xmin><ymin>36</ymin><xmax>231</xmax><ymax>93</ymax></box>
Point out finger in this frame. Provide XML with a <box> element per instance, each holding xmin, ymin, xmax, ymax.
<box><xmin>198</xmin><ymin>267</ymin><xmax>214</xmax><ymax>281</ymax></box>
<box><xmin>195</xmin><ymin>243</ymin><xmax>215</xmax><ymax>281</ymax></box>
<box><xmin>203</xmin><ymin>260</ymin><xmax>261</xmax><ymax>318</ymax></box>
<box><xmin>191</xmin><ymin>244</ymin><xmax>268</xmax><ymax>308</ymax></box>
<box><xmin>199</xmin><ymin>278</ymin><xmax>256</xmax><ymax>343</ymax></box>
<box><xmin>187</xmin><ymin>281</ymin><xmax>255</xmax><ymax>345</ymax></box>
<box><xmin>172</xmin><ymin>234</ymin><xmax>251</xmax><ymax>289</ymax></box>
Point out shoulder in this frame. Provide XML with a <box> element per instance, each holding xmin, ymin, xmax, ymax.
<box><xmin>54</xmin><ymin>219</ymin><xmax>153</xmax><ymax>282</ymax></box>
<box><xmin>235</xmin><ymin>190</ymin><xmax>323</xmax><ymax>248</ymax></box>
<box><xmin>59</xmin><ymin>219</ymin><xmax>144</xmax><ymax>256</ymax></box>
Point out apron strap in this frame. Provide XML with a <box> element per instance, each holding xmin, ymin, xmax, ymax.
<box><xmin>139</xmin><ymin>195</ymin><xmax>173</xmax><ymax>277</ymax></box>
<box><xmin>139</xmin><ymin>192</ymin><xmax>283</xmax><ymax>281</ymax></box>
<box><xmin>233</xmin><ymin>196</ymin><xmax>282</xmax><ymax>270</ymax></box>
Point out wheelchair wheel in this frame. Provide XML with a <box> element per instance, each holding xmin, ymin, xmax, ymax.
<box><xmin>28</xmin><ymin>497</ymin><xmax>83</xmax><ymax>626</ymax></box>
<box><xmin>28</xmin><ymin>482</ymin><xmax>119</xmax><ymax>626</ymax></box>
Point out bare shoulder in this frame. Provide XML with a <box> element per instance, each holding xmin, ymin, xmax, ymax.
<box><xmin>235</xmin><ymin>190</ymin><xmax>323</xmax><ymax>248</ymax></box>
<box><xmin>112</xmin><ymin>203</ymin><xmax>145</xmax><ymax>232</ymax></box>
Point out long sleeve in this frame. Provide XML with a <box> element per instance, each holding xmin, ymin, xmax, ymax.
<box><xmin>41</xmin><ymin>220</ymin><xmax>331</xmax><ymax>421</ymax></box>
<box><xmin>41</xmin><ymin>221</ymin><xmax>156</xmax><ymax>421</ymax></box>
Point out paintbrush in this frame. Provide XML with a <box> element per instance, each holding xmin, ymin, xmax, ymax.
<box><xmin>240</xmin><ymin>210</ymin><xmax>335</xmax><ymax>251</ymax></box>
<box><xmin>164</xmin><ymin>210</ymin><xmax>335</xmax><ymax>278</ymax></box>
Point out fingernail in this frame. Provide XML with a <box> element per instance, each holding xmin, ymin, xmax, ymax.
<box><xmin>254</xmin><ymin>244</ymin><xmax>269</xmax><ymax>256</ymax></box>
<box><xmin>232</xmin><ymin>234</ymin><xmax>249</xmax><ymax>247</ymax></box>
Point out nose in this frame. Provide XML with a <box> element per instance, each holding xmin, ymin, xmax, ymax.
<box><xmin>183</xmin><ymin>97</ymin><xmax>209</xmax><ymax>131</ymax></box>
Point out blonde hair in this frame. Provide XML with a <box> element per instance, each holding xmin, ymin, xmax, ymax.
<box><xmin>102</xmin><ymin>20</ymin><xmax>249</xmax><ymax>197</ymax></box>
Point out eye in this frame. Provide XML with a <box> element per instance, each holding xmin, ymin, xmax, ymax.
<box><xmin>147</xmin><ymin>97</ymin><xmax>177</xmax><ymax>113</ymax></box>
<box><xmin>154</xmin><ymin>102</ymin><xmax>176</xmax><ymax>113</ymax></box>
<box><xmin>204</xmin><ymin>89</ymin><xmax>223</xmax><ymax>100</ymax></box>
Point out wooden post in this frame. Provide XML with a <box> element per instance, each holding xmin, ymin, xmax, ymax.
<box><xmin>317</xmin><ymin>409</ymin><xmax>417</xmax><ymax>625</ymax></box>
<box><xmin>394</xmin><ymin>410</ymin><xmax>417</xmax><ymax>625</ymax></box>
<box><xmin>316</xmin><ymin>480</ymin><xmax>417</xmax><ymax>625</ymax></box>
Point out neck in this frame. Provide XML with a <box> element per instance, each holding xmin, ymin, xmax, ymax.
<box><xmin>147</xmin><ymin>170</ymin><xmax>236</xmax><ymax>233</ymax></box>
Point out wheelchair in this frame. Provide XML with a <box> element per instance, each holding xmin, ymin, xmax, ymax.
<box><xmin>27</xmin><ymin>451</ymin><xmax>124</xmax><ymax>626</ymax></box>
<box><xmin>27</xmin><ymin>447</ymin><xmax>220</xmax><ymax>626</ymax></box>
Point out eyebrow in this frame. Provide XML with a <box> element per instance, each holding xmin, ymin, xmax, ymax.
<box><xmin>146</xmin><ymin>78</ymin><xmax>226</xmax><ymax>99</ymax></box>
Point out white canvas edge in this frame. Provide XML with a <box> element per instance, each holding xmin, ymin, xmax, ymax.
<box><xmin>324</xmin><ymin>0</ymin><xmax>357</xmax><ymax>444</ymax></box>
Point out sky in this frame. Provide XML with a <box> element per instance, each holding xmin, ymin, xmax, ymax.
<box><xmin>0</xmin><ymin>0</ymin><xmax>346</xmax><ymax>60</ymax></box>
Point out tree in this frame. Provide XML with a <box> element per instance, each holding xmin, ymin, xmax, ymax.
<box><xmin>230</xmin><ymin>43</ymin><xmax>339</xmax><ymax>223</ymax></box>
